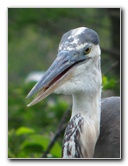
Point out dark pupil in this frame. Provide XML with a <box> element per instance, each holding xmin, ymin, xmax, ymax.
<box><xmin>86</xmin><ymin>48</ymin><xmax>90</xmax><ymax>53</ymax></box>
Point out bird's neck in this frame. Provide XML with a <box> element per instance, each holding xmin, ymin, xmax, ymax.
<box><xmin>70</xmin><ymin>89</ymin><xmax>101</xmax><ymax>157</ymax></box>
<box><xmin>72</xmin><ymin>91</ymin><xmax>101</xmax><ymax>128</ymax></box>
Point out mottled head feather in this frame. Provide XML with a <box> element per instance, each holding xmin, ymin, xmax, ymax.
<box><xmin>59</xmin><ymin>27</ymin><xmax>100</xmax><ymax>51</ymax></box>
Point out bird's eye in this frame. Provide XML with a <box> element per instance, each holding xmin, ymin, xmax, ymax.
<box><xmin>84</xmin><ymin>47</ymin><xmax>91</xmax><ymax>55</ymax></box>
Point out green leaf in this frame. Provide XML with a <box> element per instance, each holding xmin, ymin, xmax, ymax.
<box><xmin>21</xmin><ymin>142</ymin><xmax>43</xmax><ymax>153</ymax></box>
<box><xmin>16</xmin><ymin>127</ymin><xmax>35</xmax><ymax>135</ymax></box>
<box><xmin>102</xmin><ymin>76</ymin><xmax>108</xmax><ymax>87</ymax></box>
<box><xmin>29</xmin><ymin>134</ymin><xmax>50</xmax><ymax>150</ymax></box>
<box><xmin>51</xmin><ymin>142</ymin><xmax>61</xmax><ymax>157</ymax></box>
<box><xmin>102</xmin><ymin>76</ymin><xmax>116</xmax><ymax>90</ymax></box>
<box><xmin>21</xmin><ymin>134</ymin><xmax>50</xmax><ymax>152</ymax></box>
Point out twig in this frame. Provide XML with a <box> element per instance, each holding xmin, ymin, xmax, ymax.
<box><xmin>103</xmin><ymin>61</ymin><xmax>118</xmax><ymax>75</ymax></box>
<box><xmin>42</xmin><ymin>108</ymin><xmax>71</xmax><ymax>158</ymax></box>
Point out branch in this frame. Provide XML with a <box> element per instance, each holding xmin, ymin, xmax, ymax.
<box><xmin>102</xmin><ymin>61</ymin><xmax>119</xmax><ymax>75</ymax></box>
<box><xmin>101</xmin><ymin>48</ymin><xmax>120</xmax><ymax>58</ymax></box>
<box><xmin>42</xmin><ymin>108</ymin><xmax>71</xmax><ymax>158</ymax></box>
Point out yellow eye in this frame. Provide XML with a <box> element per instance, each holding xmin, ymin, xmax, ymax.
<box><xmin>84</xmin><ymin>47</ymin><xmax>91</xmax><ymax>55</ymax></box>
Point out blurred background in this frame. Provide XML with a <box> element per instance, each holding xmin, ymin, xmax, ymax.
<box><xmin>8</xmin><ymin>8</ymin><xmax>120</xmax><ymax>158</ymax></box>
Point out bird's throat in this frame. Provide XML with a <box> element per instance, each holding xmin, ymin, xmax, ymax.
<box><xmin>72</xmin><ymin>91</ymin><xmax>101</xmax><ymax>129</ymax></box>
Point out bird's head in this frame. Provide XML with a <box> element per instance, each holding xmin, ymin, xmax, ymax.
<box><xmin>27</xmin><ymin>27</ymin><xmax>101</xmax><ymax>106</ymax></box>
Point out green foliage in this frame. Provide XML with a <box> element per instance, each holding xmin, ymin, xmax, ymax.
<box><xmin>8</xmin><ymin>82</ymin><xmax>68</xmax><ymax>158</ymax></box>
<box><xmin>102</xmin><ymin>75</ymin><xmax>119</xmax><ymax>94</ymax></box>
<box><xmin>8</xmin><ymin>126</ymin><xmax>62</xmax><ymax>158</ymax></box>
<box><xmin>102</xmin><ymin>75</ymin><xmax>116</xmax><ymax>90</ymax></box>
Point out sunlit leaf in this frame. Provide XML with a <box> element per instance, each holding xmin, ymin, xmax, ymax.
<box><xmin>16</xmin><ymin>127</ymin><xmax>35</xmax><ymax>135</ymax></box>
<box><xmin>102</xmin><ymin>76</ymin><xmax>116</xmax><ymax>90</ymax></box>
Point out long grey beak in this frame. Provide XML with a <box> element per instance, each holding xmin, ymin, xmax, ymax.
<box><xmin>26</xmin><ymin>50</ymin><xmax>89</xmax><ymax>106</ymax></box>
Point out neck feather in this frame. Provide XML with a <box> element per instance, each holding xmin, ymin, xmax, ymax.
<box><xmin>72</xmin><ymin>91</ymin><xmax>101</xmax><ymax>128</ymax></box>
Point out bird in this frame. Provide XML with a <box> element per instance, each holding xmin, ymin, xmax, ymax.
<box><xmin>26</xmin><ymin>27</ymin><xmax>120</xmax><ymax>158</ymax></box>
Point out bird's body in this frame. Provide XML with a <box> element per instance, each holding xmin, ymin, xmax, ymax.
<box><xmin>94</xmin><ymin>97</ymin><xmax>120</xmax><ymax>158</ymax></box>
<box><xmin>27</xmin><ymin>27</ymin><xmax>120</xmax><ymax>158</ymax></box>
